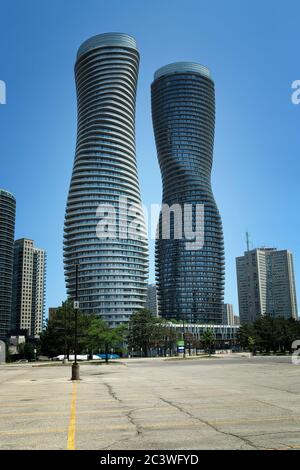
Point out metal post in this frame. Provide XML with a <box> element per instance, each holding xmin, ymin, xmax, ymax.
<box><xmin>74</xmin><ymin>264</ymin><xmax>78</xmax><ymax>366</ymax></box>
<box><xmin>71</xmin><ymin>264</ymin><xmax>80</xmax><ymax>380</ymax></box>
<box><xmin>62</xmin><ymin>302</ymin><xmax>68</xmax><ymax>364</ymax></box>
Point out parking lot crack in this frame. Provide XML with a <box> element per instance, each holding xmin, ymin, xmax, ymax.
<box><xmin>254</xmin><ymin>398</ymin><xmax>292</xmax><ymax>413</ymax></box>
<box><xmin>103</xmin><ymin>382</ymin><xmax>123</xmax><ymax>403</ymax></box>
<box><xmin>159</xmin><ymin>397</ymin><xmax>259</xmax><ymax>450</ymax></box>
<box><xmin>244</xmin><ymin>430</ymin><xmax>300</xmax><ymax>438</ymax></box>
<box><xmin>126</xmin><ymin>409</ymin><xmax>143</xmax><ymax>436</ymax></box>
<box><xmin>102</xmin><ymin>381</ymin><xmax>143</xmax><ymax>441</ymax></box>
<box><xmin>259</xmin><ymin>384</ymin><xmax>300</xmax><ymax>395</ymax></box>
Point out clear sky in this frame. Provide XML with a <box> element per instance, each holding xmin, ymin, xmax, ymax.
<box><xmin>0</xmin><ymin>0</ymin><xmax>299</xmax><ymax>317</ymax></box>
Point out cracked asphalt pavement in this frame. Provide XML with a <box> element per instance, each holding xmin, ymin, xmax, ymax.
<box><xmin>0</xmin><ymin>355</ymin><xmax>300</xmax><ymax>450</ymax></box>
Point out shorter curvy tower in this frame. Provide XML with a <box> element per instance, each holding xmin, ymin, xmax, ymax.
<box><xmin>64</xmin><ymin>33</ymin><xmax>148</xmax><ymax>325</ymax></box>
<box><xmin>0</xmin><ymin>189</ymin><xmax>16</xmax><ymax>340</ymax></box>
<box><xmin>152</xmin><ymin>62</ymin><xmax>224</xmax><ymax>324</ymax></box>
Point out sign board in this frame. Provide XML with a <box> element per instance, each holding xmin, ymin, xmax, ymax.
<box><xmin>177</xmin><ymin>340</ymin><xmax>185</xmax><ymax>353</ymax></box>
<box><xmin>74</xmin><ymin>301</ymin><xmax>80</xmax><ymax>310</ymax></box>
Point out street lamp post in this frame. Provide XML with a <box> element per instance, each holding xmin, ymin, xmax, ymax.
<box><xmin>62</xmin><ymin>302</ymin><xmax>68</xmax><ymax>364</ymax></box>
<box><xmin>71</xmin><ymin>264</ymin><xmax>80</xmax><ymax>381</ymax></box>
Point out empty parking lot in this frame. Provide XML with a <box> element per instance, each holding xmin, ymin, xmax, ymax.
<box><xmin>0</xmin><ymin>355</ymin><xmax>300</xmax><ymax>450</ymax></box>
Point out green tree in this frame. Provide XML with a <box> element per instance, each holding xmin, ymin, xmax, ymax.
<box><xmin>86</xmin><ymin>317</ymin><xmax>126</xmax><ymax>363</ymax></box>
<box><xmin>151</xmin><ymin>318</ymin><xmax>179</xmax><ymax>356</ymax></box>
<box><xmin>247</xmin><ymin>336</ymin><xmax>256</xmax><ymax>354</ymax></box>
<box><xmin>201</xmin><ymin>329</ymin><xmax>215</xmax><ymax>355</ymax></box>
<box><xmin>237</xmin><ymin>317</ymin><xmax>300</xmax><ymax>354</ymax></box>
<box><xmin>237</xmin><ymin>324</ymin><xmax>255</xmax><ymax>349</ymax></box>
<box><xmin>127</xmin><ymin>309</ymin><xmax>178</xmax><ymax>357</ymax></box>
<box><xmin>285</xmin><ymin>318</ymin><xmax>300</xmax><ymax>353</ymax></box>
<box><xmin>40</xmin><ymin>300</ymin><xmax>91</xmax><ymax>358</ymax></box>
<box><xmin>184</xmin><ymin>332</ymin><xmax>194</xmax><ymax>356</ymax></box>
<box><xmin>18</xmin><ymin>342</ymin><xmax>37</xmax><ymax>361</ymax></box>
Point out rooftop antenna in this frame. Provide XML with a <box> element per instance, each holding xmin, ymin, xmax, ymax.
<box><xmin>246</xmin><ymin>231</ymin><xmax>250</xmax><ymax>252</ymax></box>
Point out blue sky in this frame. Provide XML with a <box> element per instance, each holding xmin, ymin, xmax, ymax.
<box><xmin>0</xmin><ymin>0</ymin><xmax>299</xmax><ymax>316</ymax></box>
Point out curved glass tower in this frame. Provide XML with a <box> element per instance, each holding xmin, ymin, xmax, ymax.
<box><xmin>152</xmin><ymin>62</ymin><xmax>224</xmax><ymax>324</ymax></box>
<box><xmin>0</xmin><ymin>189</ymin><xmax>16</xmax><ymax>340</ymax></box>
<box><xmin>64</xmin><ymin>33</ymin><xmax>148</xmax><ymax>325</ymax></box>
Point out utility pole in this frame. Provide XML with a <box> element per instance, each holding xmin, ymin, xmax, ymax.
<box><xmin>71</xmin><ymin>263</ymin><xmax>80</xmax><ymax>381</ymax></box>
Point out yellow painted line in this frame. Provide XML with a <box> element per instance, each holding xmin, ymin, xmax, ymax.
<box><xmin>0</xmin><ymin>408</ymin><xmax>138</xmax><ymax>419</ymax></box>
<box><xmin>0</xmin><ymin>422</ymin><xmax>201</xmax><ymax>438</ymax></box>
<box><xmin>0</xmin><ymin>401</ymin><xmax>70</xmax><ymax>408</ymax></box>
<box><xmin>67</xmin><ymin>382</ymin><xmax>77</xmax><ymax>451</ymax></box>
<box><xmin>0</xmin><ymin>428</ymin><xmax>67</xmax><ymax>437</ymax></box>
<box><xmin>0</xmin><ymin>399</ymin><xmax>123</xmax><ymax>408</ymax></box>
<box><xmin>2</xmin><ymin>424</ymin><xmax>300</xmax><ymax>451</ymax></box>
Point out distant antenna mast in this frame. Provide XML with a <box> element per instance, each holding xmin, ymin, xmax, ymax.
<box><xmin>246</xmin><ymin>231</ymin><xmax>250</xmax><ymax>251</ymax></box>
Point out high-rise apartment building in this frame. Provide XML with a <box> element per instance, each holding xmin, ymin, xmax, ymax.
<box><xmin>223</xmin><ymin>303</ymin><xmax>234</xmax><ymax>325</ymax></box>
<box><xmin>236</xmin><ymin>248</ymin><xmax>298</xmax><ymax>324</ymax></box>
<box><xmin>152</xmin><ymin>63</ymin><xmax>225</xmax><ymax>323</ymax></box>
<box><xmin>64</xmin><ymin>33</ymin><xmax>148</xmax><ymax>326</ymax></box>
<box><xmin>11</xmin><ymin>239</ymin><xmax>46</xmax><ymax>337</ymax></box>
<box><xmin>0</xmin><ymin>189</ymin><xmax>16</xmax><ymax>340</ymax></box>
<box><xmin>145</xmin><ymin>284</ymin><xmax>158</xmax><ymax>317</ymax></box>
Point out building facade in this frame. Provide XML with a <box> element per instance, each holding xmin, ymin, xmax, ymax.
<box><xmin>64</xmin><ymin>33</ymin><xmax>148</xmax><ymax>326</ymax></box>
<box><xmin>0</xmin><ymin>189</ymin><xmax>16</xmax><ymax>340</ymax></box>
<box><xmin>236</xmin><ymin>248</ymin><xmax>298</xmax><ymax>324</ymax></box>
<box><xmin>145</xmin><ymin>283</ymin><xmax>158</xmax><ymax>317</ymax></box>
<box><xmin>152</xmin><ymin>62</ymin><xmax>225</xmax><ymax>324</ymax></box>
<box><xmin>11</xmin><ymin>239</ymin><xmax>46</xmax><ymax>337</ymax></box>
<box><xmin>169</xmin><ymin>322</ymin><xmax>239</xmax><ymax>347</ymax></box>
<box><xmin>223</xmin><ymin>303</ymin><xmax>234</xmax><ymax>325</ymax></box>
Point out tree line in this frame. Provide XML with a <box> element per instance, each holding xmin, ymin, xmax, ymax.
<box><xmin>38</xmin><ymin>302</ymin><xmax>218</xmax><ymax>360</ymax></box>
<box><xmin>237</xmin><ymin>317</ymin><xmax>300</xmax><ymax>354</ymax></box>
<box><xmin>19</xmin><ymin>304</ymin><xmax>300</xmax><ymax>361</ymax></box>
<box><xmin>39</xmin><ymin>303</ymin><xmax>180</xmax><ymax>360</ymax></box>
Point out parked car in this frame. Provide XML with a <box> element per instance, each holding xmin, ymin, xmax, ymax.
<box><xmin>96</xmin><ymin>353</ymin><xmax>120</xmax><ymax>360</ymax></box>
<box><xmin>51</xmin><ymin>354</ymin><xmax>101</xmax><ymax>361</ymax></box>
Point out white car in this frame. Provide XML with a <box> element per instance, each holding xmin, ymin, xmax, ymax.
<box><xmin>52</xmin><ymin>354</ymin><xmax>101</xmax><ymax>361</ymax></box>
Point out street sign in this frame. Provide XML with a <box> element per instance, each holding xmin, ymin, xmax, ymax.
<box><xmin>74</xmin><ymin>301</ymin><xmax>79</xmax><ymax>310</ymax></box>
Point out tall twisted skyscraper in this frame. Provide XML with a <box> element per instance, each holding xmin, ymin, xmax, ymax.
<box><xmin>152</xmin><ymin>63</ymin><xmax>224</xmax><ymax>323</ymax></box>
<box><xmin>64</xmin><ymin>33</ymin><xmax>148</xmax><ymax>325</ymax></box>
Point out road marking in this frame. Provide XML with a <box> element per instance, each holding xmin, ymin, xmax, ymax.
<box><xmin>0</xmin><ymin>408</ymin><xmax>139</xmax><ymax>419</ymax></box>
<box><xmin>0</xmin><ymin>428</ymin><xmax>67</xmax><ymax>436</ymax></box>
<box><xmin>1</xmin><ymin>424</ymin><xmax>300</xmax><ymax>451</ymax></box>
<box><xmin>67</xmin><ymin>382</ymin><xmax>77</xmax><ymax>450</ymax></box>
<box><xmin>0</xmin><ymin>398</ymin><xmax>127</xmax><ymax>408</ymax></box>
<box><xmin>209</xmin><ymin>415</ymin><xmax>300</xmax><ymax>425</ymax></box>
